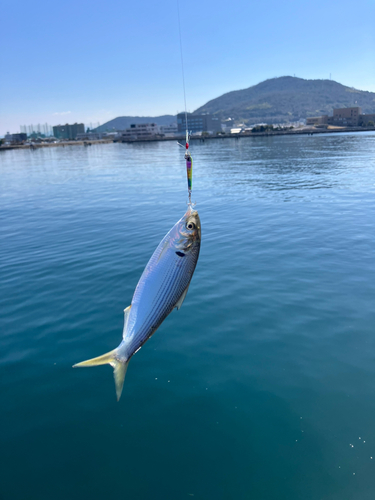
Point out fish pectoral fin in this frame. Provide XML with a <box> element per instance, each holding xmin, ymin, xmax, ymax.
<box><xmin>73</xmin><ymin>349</ymin><xmax>129</xmax><ymax>401</ymax></box>
<box><xmin>175</xmin><ymin>284</ymin><xmax>190</xmax><ymax>310</ymax></box>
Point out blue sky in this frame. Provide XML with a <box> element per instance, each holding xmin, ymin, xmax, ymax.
<box><xmin>1</xmin><ymin>0</ymin><xmax>375</xmax><ymax>135</ymax></box>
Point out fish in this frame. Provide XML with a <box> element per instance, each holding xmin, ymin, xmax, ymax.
<box><xmin>73</xmin><ymin>205</ymin><xmax>201</xmax><ymax>400</ymax></box>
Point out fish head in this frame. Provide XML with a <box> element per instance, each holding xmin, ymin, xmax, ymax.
<box><xmin>174</xmin><ymin>206</ymin><xmax>201</xmax><ymax>253</ymax></box>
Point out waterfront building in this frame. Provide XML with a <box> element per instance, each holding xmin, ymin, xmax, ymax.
<box><xmin>358</xmin><ymin>113</ymin><xmax>375</xmax><ymax>126</ymax></box>
<box><xmin>53</xmin><ymin>123</ymin><xmax>85</xmax><ymax>140</ymax></box>
<box><xmin>177</xmin><ymin>113</ymin><xmax>221</xmax><ymax>134</ymax></box>
<box><xmin>159</xmin><ymin>123</ymin><xmax>178</xmax><ymax>137</ymax></box>
<box><xmin>4</xmin><ymin>132</ymin><xmax>27</xmax><ymax>144</ymax></box>
<box><xmin>306</xmin><ymin>107</ymin><xmax>371</xmax><ymax>127</ymax></box>
<box><xmin>331</xmin><ymin>107</ymin><xmax>362</xmax><ymax>126</ymax></box>
<box><xmin>119</xmin><ymin>123</ymin><xmax>160</xmax><ymax>140</ymax></box>
<box><xmin>306</xmin><ymin>115</ymin><xmax>329</xmax><ymax>126</ymax></box>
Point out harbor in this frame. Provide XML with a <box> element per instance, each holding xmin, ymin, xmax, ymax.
<box><xmin>2</xmin><ymin>126</ymin><xmax>374</xmax><ymax>152</ymax></box>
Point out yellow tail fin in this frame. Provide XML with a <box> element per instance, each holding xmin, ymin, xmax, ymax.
<box><xmin>73</xmin><ymin>349</ymin><xmax>129</xmax><ymax>401</ymax></box>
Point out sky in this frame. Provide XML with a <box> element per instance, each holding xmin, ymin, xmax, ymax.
<box><xmin>1</xmin><ymin>0</ymin><xmax>375</xmax><ymax>135</ymax></box>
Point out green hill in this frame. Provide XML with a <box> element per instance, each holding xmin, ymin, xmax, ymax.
<box><xmin>194</xmin><ymin>76</ymin><xmax>375</xmax><ymax>124</ymax></box>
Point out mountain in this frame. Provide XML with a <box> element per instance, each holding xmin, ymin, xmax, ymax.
<box><xmin>95</xmin><ymin>115</ymin><xmax>175</xmax><ymax>132</ymax></box>
<box><xmin>194</xmin><ymin>77</ymin><xmax>375</xmax><ymax>124</ymax></box>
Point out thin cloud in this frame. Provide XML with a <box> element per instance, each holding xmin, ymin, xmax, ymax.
<box><xmin>53</xmin><ymin>111</ymin><xmax>71</xmax><ymax>116</ymax></box>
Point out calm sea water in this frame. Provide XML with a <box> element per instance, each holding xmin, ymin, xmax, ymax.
<box><xmin>1</xmin><ymin>132</ymin><xmax>375</xmax><ymax>500</ymax></box>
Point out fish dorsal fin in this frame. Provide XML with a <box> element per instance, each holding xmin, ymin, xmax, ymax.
<box><xmin>122</xmin><ymin>305</ymin><xmax>132</xmax><ymax>338</ymax></box>
<box><xmin>175</xmin><ymin>284</ymin><xmax>190</xmax><ymax>310</ymax></box>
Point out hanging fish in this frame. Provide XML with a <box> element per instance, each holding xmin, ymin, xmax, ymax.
<box><xmin>73</xmin><ymin>205</ymin><xmax>201</xmax><ymax>400</ymax></box>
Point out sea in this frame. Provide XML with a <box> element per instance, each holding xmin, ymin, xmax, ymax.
<box><xmin>1</xmin><ymin>132</ymin><xmax>375</xmax><ymax>500</ymax></box>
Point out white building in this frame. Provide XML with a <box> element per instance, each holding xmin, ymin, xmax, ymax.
<box><xmin>159</xmin><ymin>123</ymin><xmax>178</xmax><ymax>137</ymax></box>
<box><xmin>120</xmin><ymin>123</ymin><xmax>160</xmax><ymax>140</ymax></box>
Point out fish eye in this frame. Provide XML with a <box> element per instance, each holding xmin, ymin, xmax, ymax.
<box><xmin>186</xmin><ymin>221</ymin><xmax>195</xmax><ymax>230</ymax></box>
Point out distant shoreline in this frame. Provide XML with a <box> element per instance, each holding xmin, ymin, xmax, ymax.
<box><xmin>1</xmin><ymin>127</ymin><xmax>374</xmax><ymax>151</ymax></box>
<box><xmin>0</xmin><ymin>139</ymin><xmax>114</xmax><ymax>151</ymax></box>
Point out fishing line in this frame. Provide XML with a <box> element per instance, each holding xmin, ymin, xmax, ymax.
<box><xmin>177</xmin><ymin>0</ymin><xmax>188</xmax><ymax>135</ymax></box>
<box><xmin>177</xmin><ymin>0</ymin><xmax>193</xmax><ymax>205</ymax></box>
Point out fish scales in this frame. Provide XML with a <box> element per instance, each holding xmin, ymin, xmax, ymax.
<box><xmin>73</xmin><ymin>206</ymin><xmax>201</xmax><ymax>400</ymax></box>
<box><xmin>126</xmin><ymin>247</ymin><xmax>197</xmax><ymax>355</ymax></box>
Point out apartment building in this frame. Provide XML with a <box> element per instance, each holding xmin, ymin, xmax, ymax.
<box><xmin>53</xmin><ymin>123</ymin><xmax>85</xmax><ymax>140</ymax></box>
<box><xmin>177</xmin><ymin>113</ymin><xmax>221</xmax><ymax>134</ymax></box>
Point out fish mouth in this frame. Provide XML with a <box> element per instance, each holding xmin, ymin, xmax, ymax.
<box><xmin>184</xmin><ymin>204</ymin><xmax>199</xmax><ymax>221</ymax></box>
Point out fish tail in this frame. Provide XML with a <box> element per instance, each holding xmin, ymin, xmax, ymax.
<box><xmin>73</xmin><ymin>349</ymin><xmax>129</xmax><ymax>401</ymax></box>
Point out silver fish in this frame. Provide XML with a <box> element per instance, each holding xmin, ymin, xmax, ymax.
<box><xmin>74</xmin><ymin>206</ymin><xmax>201</xmax><ymax>400</ymax></box>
